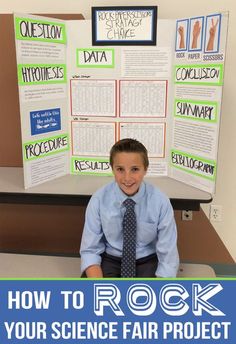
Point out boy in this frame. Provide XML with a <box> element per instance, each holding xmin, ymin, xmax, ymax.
<box><xmin>80</xmin><ymin>138</ymin><xmax>179</xmax><ymax>277</ymax></box>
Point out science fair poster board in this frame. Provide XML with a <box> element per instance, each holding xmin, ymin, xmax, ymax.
<box><xmin>14</xmin><ymin>9</ymin><xmax>228</xmax><ymax>193</ymax></box>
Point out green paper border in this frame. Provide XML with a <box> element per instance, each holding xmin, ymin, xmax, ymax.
<box><xmin>76</xmin><ymin>48</ymin><xmax>115</xmax><ymax>68</ymax></box>
<box><xmin>171</xmin><ymin>149</ymin><xmax>216</xmax><ymax>181</ymax></box>
<box><xmin>15</xmin><ymin>16</ymin><xmax>66</xmax><ymax>44</ymax></box>
<box><xmin>174</xmin><ymin>64</ymin><xmax>224</xmax><ymax>86</ymax></box>
<box><xmin>23</xmin><ymin>133</ymin><xmax>69</xmax><ymax>161</ymax></box>
<box><xmin>17</xmin><ymin>64</ymin><xmax>67</xmax><ymax>85</ymax></box>
<box><xmin>174</xmin><ymin>99</ymin><xmax>218</xmax><ymax>123</ymax></box>
<box><xmin>71</xmin><ymin>156</ymin><xmax>112</xmax><ymax>176</ymax></box>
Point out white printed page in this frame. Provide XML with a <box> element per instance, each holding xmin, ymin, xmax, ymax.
<box><xmin>121</xmin><ymin>47</ymin><xmax>172</xmax><ymax>78</ymax></box>
<box><xmin>72</xmin><ymin>121</ymin><xmax>116</xmax><ymax>156</ymax></box>
<box><xmin>119</xmin><ymin>122</ymin><xmax>165</xmax><ymax>157</ymax></box>
<box><xmin>120</xmin><ymin>80</ymin><xmax>167</xmax><ymax>118</ymax></box>
<box><xmin>71</xmin><ymin>79</ymin><xmax>116</xmax><ymax>117</ymax></box>
<box><xmin>170</xmin><ymin>12</ymin><xmax>228</xmax><ymax>193</ymax></box>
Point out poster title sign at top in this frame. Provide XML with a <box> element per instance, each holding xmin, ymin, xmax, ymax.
<box><xmin>92</xmin><ymin>6</ymin><xmax>157</xmax><ymax>45</ymax></box>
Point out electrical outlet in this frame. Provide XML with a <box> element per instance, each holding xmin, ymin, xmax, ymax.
<box><xmin>210</xmin><ymin>205</ymin><xmax>222</xmax><ymax>221</ymax></box>
<box><xmin>181</xmin><ymin>210</ymin><xmax>193</xmax><ymax>221</ymax></box>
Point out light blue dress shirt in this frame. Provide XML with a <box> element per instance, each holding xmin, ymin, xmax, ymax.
<box><xmin>80</xmin><ymin>181</ymin><xmax>179</xmax><ymax>277</ymax></box>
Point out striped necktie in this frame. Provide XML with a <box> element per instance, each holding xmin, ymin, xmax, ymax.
<box><xmin>121</xmin><ymin>198</ymin><xmax>136</xmax><ymax>278</ymax></box>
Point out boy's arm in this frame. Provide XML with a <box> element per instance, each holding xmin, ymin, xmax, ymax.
<box><xmin>80</xmin><ymin>196</ymin><xmax>105</xmax><ymax>275</ymax></box>
<box><xmin>155</xmin><ymin>198</ymin><xmax>179</xmax><ymax>277</ymax></box>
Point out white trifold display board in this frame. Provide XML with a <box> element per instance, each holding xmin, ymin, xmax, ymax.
<box><xmin>14</xmin><ymin>11</ymin><xmax>228</xmax><ymax>193</ymax></box>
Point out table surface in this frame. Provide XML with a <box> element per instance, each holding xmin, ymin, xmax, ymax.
<box><xmin>0</xmin><ymin>253</ymin><xmax>216</xmax><ymax>278</ymax></box>
<box><xmin>0</xmin><ymin>167</ymin><xmax>212</xmax><ymax>201</ymax></box>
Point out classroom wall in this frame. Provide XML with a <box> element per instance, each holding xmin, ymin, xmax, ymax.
<box><xmin>1</xmin><ymin>0</ymin><xmax>235</xmax><ymax>262</ymax></box>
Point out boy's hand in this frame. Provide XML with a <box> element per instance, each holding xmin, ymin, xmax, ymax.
<box><xmin>85</xmin><ymin>265</ymin><xmax>103</xmax><ymax>278</ymax></box>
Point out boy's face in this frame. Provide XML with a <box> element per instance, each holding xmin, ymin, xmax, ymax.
<box><xmin>112</xmin><ymin>152</ymin><xmax>147</xmax><ymax>196</ymax></box>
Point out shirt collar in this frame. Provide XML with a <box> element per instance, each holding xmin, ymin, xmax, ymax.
<box><xmin>114</xmin><ymin>181</ymin><xmax>146</xmax><ymax>205</ymax></box>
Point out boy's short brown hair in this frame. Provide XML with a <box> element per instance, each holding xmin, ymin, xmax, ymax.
<box><xmin>110</xmin><ymin>138</ymin><xmax>149</xmax><ymax>170</ymax></box>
